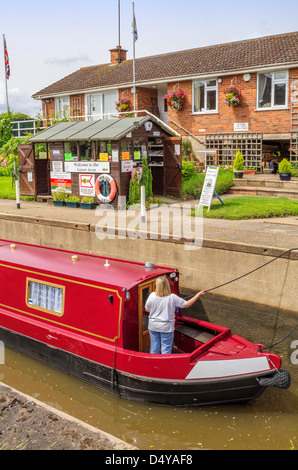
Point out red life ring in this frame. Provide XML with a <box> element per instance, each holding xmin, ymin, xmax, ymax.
<box><xmin>95</xmin><ymin>175</ymin><xmax>117</xmax><ymax>203</ymax></box>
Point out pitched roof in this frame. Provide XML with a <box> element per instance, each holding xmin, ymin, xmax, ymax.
<box><xmin>33</xmin><ymin>31</ymin><xmax>298</xmax><ymax>98</ymax></box>
<box><xmin>28</xmin><ymin>116</ymin><xmax>179</xmax><ymax>142</ymax></box>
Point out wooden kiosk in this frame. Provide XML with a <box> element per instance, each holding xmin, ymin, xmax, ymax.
<box><xmin>20</xmin><ymin>116</ymin><xmax>182</xmax><ymax>204</ymax></box>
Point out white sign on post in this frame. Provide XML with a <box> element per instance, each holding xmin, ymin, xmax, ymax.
<box><xmin>199</xmin><ymin>166</ymin><xmax>219</xmax><ymax>212</ymax></box>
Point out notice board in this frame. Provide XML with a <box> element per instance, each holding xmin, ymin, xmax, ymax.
<box><xmin>199</xmin><ymin>166</ymin><xmax>219</xmax><ymax>212</ymax></box>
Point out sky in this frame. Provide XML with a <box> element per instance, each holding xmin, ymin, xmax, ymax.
<box><xmin>0</xmin><ymin>0</ymin><xmax>298</xmax><ymax>117</ymax></box>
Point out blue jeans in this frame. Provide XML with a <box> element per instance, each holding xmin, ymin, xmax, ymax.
<box><xmin>149</xmin><ymin>330</ymin><xmax>174</xmax><ymax>354</ymax></box>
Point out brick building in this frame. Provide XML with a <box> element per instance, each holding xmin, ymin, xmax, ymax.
<box><xmin>32</xmin><ymin>31</ymin><xmax>298</xmax><ymax>170</ymax></box>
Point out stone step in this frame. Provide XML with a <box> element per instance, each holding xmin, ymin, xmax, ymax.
<box><xmin>232</xmin><ymin>178</ymin><xmax>298</xmax><ymax>190</ymax></box>
<box><xmin>229</xmin><ymin>185</ymin><xmax>298</xmax><ymax>199</ymax></box>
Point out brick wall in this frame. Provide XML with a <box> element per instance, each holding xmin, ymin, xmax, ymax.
<box><xmin>166</xmin><ymin>68</ymin><xmax>298</xmax><ymax>136</ymax></box>
<box><xmin>117</xmin><ymin>87</ymin><xmax>159</xmax><ymax>116</ymax></box>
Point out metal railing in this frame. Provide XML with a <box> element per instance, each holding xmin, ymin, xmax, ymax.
<box><xmin>11</xmin><ymin>110</ymin><xmax>181</xmax><ymax>138</ymax></box>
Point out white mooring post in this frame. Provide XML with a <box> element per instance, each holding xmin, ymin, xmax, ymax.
<box><xmin>141</xmin><ymin>185</ymin><xmax>146</xmax><ymax>223</ymax></box>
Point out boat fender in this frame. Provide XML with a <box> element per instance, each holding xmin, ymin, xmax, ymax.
<box><xmin>257</xmin><ymin>369</ymin><xmax>291</xmax><ymax>389</ymax></box>
<box><xmin>95</xmin><ymin>175</ymin><xmax>117</xmax><ymax>203</ymax></box>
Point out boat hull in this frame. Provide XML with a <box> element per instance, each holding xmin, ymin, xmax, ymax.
<box><xmin>0</xmin><ymin>326</ymin><xmax>269</xmax><ymax>406</ymax></box>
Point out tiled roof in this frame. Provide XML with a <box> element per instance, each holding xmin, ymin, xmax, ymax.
<box><xmin>33</xmin><ymin>31</ymin><xmax>298</xmax><ymax>98</ymax></box>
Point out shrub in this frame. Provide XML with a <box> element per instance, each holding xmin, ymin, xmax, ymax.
<box><xmin>139</xmin><ymin>157</ymin><xmax>153</xmax><ymax>200</ymax></box>
<box><xmin>233</xmin><ymin>150</ymin><xmax>244</xmax><ymax>171</ymax></box>
<box><xmin>278</xmin><ymin>158</ymin><xmax>292</xmax><ymax>174</ymax></box>
<box><xmin>0</xmin><ymin>136</ymin><xmax>26</xmax><ymax>176</ymax></box>
<box><xmin>182</xmin><ymin>168</ymin><xmax>234</xmax><ymax>199</ymax></box>
<box><xmin>52</xmin><ymin>188</ymin><xmax>68</xmax><ymax>201</ymax></box>
<box><xmin>0</xmin><ymin>114</ymin><xmax>13</xmax><ymax>148</ymax></box>
<box><xmin>129</xmin><ymin>170</ymin><xmax>141</xmax><ymax>205</ymax></box>
<box><xmin>81</xmin><ymin>196</ymin><xmax>94</xmax><ymax>204</ymax></box>
<box><xmin>182</xmin><ymin>160</ymin><xmax>196</xmax><ymax>181</ymax></box>
<box><xmin>66</xmin><ymin>194</ymin><xmax>80</xmax><ymax>202</ymax></box>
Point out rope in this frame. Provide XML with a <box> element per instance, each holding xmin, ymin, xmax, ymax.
<box><xmin>183</xmin><ymin>247</ymin><xmax>298</xmax><ymax>298</ymax></box>
<box><xmin>258</xmin><ymin>323</ymin><xmax>298</xmax><ymax>352</ymax></box>
<box><xmin>184</xmin><ymin>247</ymin><xmax>298</xmax><ymax>351</ymax></box>
<box><xmin>203</xmin><ymin>247</ymin><xmax>298</xmax><ymax>294</ymax></box>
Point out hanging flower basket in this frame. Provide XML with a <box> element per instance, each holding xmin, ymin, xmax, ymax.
<box><xmin>115</xmin><ymin>98</ymin><xmax>132</xmax><ymax>113</ymax></box>
<box><xmin>224</xmin><ymin>87</ymin><xmax>242</xmax><ymax>107</ymax></box>
<box><xmin>163</xmin><ymin>90</ymin><xmax>186</xmax><ymax>111</ymax></box>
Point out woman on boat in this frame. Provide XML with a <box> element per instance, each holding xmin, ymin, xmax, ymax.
<box><xmin>145</xmin><ymin>276</ymin><xmax>205</xmax><ymax>354</ymax></box>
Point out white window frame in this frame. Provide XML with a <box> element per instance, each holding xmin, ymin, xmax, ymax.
<box><xmin>192</xmin><ymin>79</ymin><xmax>218</xmax><ymax>114</ymax></box>
<box><xmin>257</xmin><ymin>70</ymin><xmax>289</xmax><ymax>110</ymax></box>
<box><xmin>85</xmin><ymin>91</ymin><xmax>118</xmax><ymax>120</ymax></box>
<box><xmin>54</xmin><ymin>96</ymin><xmax>70</xmax><ymax>119</ymax></box>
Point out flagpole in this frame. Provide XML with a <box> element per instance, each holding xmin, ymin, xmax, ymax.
<box><xmin>118</xmin><ymin>0</ymin><xmax>121</xmax><ymax>64</ymax></box>
<box><xmin>132</xmin><ymin>2</ymin><xmax>136</xmax><ymax>114</ymax></box>
<box><xmin>3</xmin><ymin>35</ymin><xmax>10</xmax><ymax>113</ymax></box>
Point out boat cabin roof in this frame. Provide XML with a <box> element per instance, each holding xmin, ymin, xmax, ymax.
<box><xmin>0</xmin><ymin>240</ymin><xmax>175</xmax><ymax>291</ymax></box>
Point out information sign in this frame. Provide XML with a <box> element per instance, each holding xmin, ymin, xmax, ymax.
<box><xmin>199</xmin><ymin>166</ymin><xmax>219</xmax><ymax>212</ymax></box>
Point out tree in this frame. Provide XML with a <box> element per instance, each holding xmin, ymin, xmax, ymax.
<box><xmin>140</xmin><ymin>156</ymin><xmax>153</xmax><ymax>200</ymax></box>
<box><xmin>129</xmin><ymin>170</ymin><xmax>141</xmax><ymax>205</ymax></box>
<box><xmin>0</xmin><ymin>114</ymin><xmax>13</xmax><ymax>148</ymax></box>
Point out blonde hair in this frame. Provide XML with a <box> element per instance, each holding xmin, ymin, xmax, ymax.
<box><xmin>155</xmin><ymin>276</ymin><xmax>171</xmax><ymax>297</ymax></box>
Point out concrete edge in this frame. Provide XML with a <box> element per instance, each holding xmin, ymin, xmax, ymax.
<box><xmin>1</xmin><ymin>213</ymin><xmax>297</xmax><ymax>260</ymax></box>
<box><xmin>0</xmin><ymin>382</ymin><xmax>137</xmax><ymax>450</ymax></box>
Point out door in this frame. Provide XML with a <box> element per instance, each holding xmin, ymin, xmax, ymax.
<box><xmin>138</xmin><ymin>279</ymin><xmax>156</xmax><ymax>353</ymax></box>
<box><xmin>87</xmin><ymin>94</ymin><xmax>102</xmax><ymax>121</ymax></box>
<box><xmin>18</xmin><ymin>144</ymin><xmax>36</xmax><ymax>197</ymax></box>
<box><xmin>164</xmin><ymin>137</ymin><xmax>182</xmax><ymax>197</ymax></box>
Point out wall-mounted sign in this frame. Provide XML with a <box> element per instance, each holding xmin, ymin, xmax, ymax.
<box><xmin>99</xmin><ymin>153</ymin><xmax>109</xmax><ymax>161</ymax></box>
<box><xmin>121</xmin><ymin>160</ymin><xmax>134</xmax><ymax>173</ymax></box>
<box><xmin>50</xmin><ymin>172</ymin><xmax>72</xmax><ymax>193</ymax></box>
<box><xmin>175</xmin><ymin>145</ymin><xmax>180</xmax><ymax>156</ymax></box>
<box><xmin>121</xmin><ymin>152</ymin><xmax>130</xmax><ymax>160</ymax></box>
<box><xmin>79</xmin><ymin>174</ymin><xmax>95</xmax><ymax>196</ymax></box>
<box><xmin>234</xmin><ymin>122</ymin><xmax>249</xmax><ymax>131</ymax></box>
<box><xmin>112</xmin><ymin>150</ymin><xmax>119</xmax><ymax>162</ymax></box>
<box><xmin>52</xmin><ymin>161</ymin><xmax>63</xmax><ymax>173</ymax></box>
<box><xmin>65</xmin><ymin>161</ymin><xmax>110</xmax><ymax>173</ymax></box>
<box><xmin>53</xmin><ymin>150</ymin><xmax>61</xmax><ymax>156</ymax></box>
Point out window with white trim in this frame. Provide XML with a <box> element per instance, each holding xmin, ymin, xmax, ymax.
<box><xmin>86</xmin><ymin>92</ymin><xmax>118</xmax><ymax>121</ymax></box>
<box><xmin>26</xmin><ymin>278</ymin><xmax>65</xmax><ymax>316</ymax></box>
<box><xmin>55</xmin><ymin>96</ymin><xmax>70</xmax><ymax>119</ymax></box>
<box><xmin>193</xmin><ymin>80</ymin><xmax>218</xmax><ymax>113</ymax></box>
<box><xmin>257</xmin><ymin>71</ymin><xmax>288</xmax><ymax>109</ymax></box>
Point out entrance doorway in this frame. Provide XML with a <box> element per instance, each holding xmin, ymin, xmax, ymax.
<box><xmin>18</xmin><ymin>144</ymin><xmax>50</xmax><ymax>198</ymax></box>
<box><xmin>138</xmin><ymin>279</ymin><xmax>156</xmax><ymax>353</ymax></box>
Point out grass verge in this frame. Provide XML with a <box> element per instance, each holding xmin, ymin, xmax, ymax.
<box><xmin>0</xmin><ymin>176</ymin><xmax>34</xmax><ymax>201</ymax></box>
<box><xmin>191</xmin><ymin>196</ymin><xmax>298</xmax><ymax>220</ymax></box>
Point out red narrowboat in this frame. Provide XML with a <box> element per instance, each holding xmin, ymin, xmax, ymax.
<box><xmin>0</xmin><ymin>239</ymin><xmax>290</xmax><ymax>406</ymax></box>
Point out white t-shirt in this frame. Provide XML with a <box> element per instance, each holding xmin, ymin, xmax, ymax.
<box><xmin>145</xmin><ymin>292</ymin><xmax>187</xmax><ymax>333</ymax></box>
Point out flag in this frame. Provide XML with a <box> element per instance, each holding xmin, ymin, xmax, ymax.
<box><xmin>3</xmin><ymin>35</ymin><xmax>10</xmax><ymax>80</ymax></box>
<box><xmin>132</xmin><ymin>3</ymin><xmax>138</xmax><ymax>42</ymax></box>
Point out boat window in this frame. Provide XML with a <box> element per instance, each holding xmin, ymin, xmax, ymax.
<box><xmin>26</xmin><ymin>278</ymin><xmax>65</xmax><ymax>317</ymax></box>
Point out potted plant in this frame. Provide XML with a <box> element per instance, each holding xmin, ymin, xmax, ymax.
<box><xmin>65</xmin><ymin>194</ymin><xmax>80</xmax><ymax>208</ymax></box>
<box><xmin>163</xmin><ymin>90</ymin><xmax>186</xmax><ymax>111</ymax></box>
<box><xmin>278</xmin><ymin>158</ymin><xmax>292</xmax><ymax>181</ymax></box>
<box><xmin>52</xmin><ymin>188</ymin><xmax>68</xmax><ymax>206</ymax></box>
<box><xmin>233</xmin><ymin>150</ymin><xmax>244</xmax><ymax>178</ymax></box>
<box><xmin>224</xmin><ymin>87</ymin><xmax>242</xmax><ymax>107</ymax></box>
<box><xmin>244</xmin><ymin>166</ymin><xmax>257</xmax><ymax>175</ymax></box>
<box><xmin>80</xmin><ymin>196</ymin><xmax>95</xmax><ymax>209</ymax></box>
